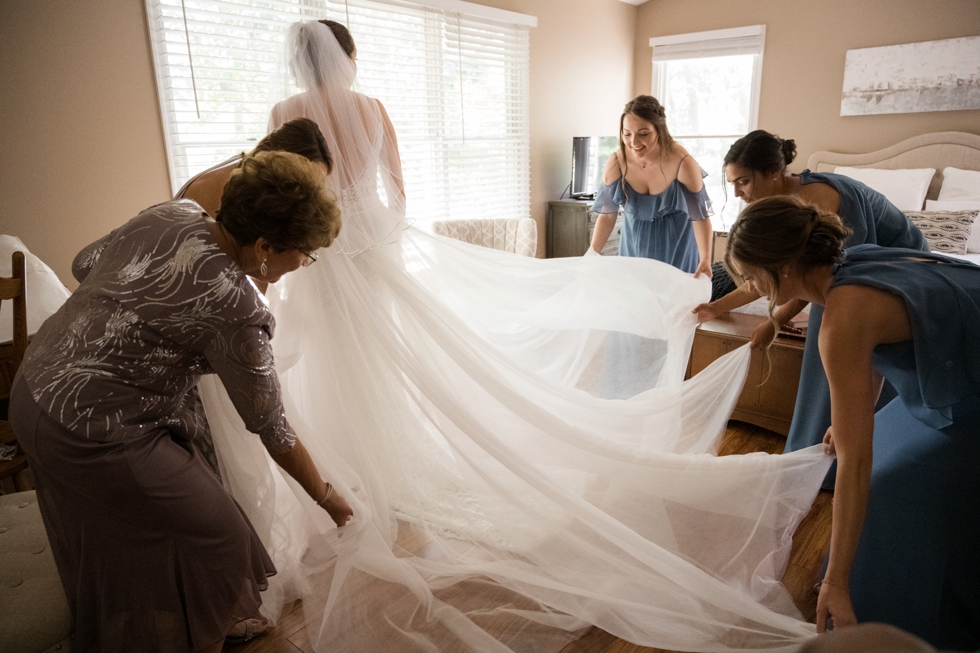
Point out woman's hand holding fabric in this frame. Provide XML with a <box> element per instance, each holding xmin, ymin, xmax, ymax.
<box><xmin>691</xmin><ymin>302</ymin><xmax>720</xmax><ymax>324</ymax></box>
<box><xmin>321</xmin><ymin>488</ymin><xmax>354</xmax><ymax>527</ymax></box>
<box><xmin>693</xmin><ymin>258</ymin><xmax>713</xmax><ymax>279</ymax></box>
<box><xmin>823</xmin><ymin>427</ymin><xmax>836</xmax><ymax>457</ymax></box>
<box><xmin>816</xmin><ymin>582</ymin><xmax>857</xmax><ymax>633</ymax></box>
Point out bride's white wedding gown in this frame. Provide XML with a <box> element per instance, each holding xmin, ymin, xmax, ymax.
<box><xmin>199</xmin><ymin>21</ymin><xmax>832</xmax><ymax>653</ymax></box>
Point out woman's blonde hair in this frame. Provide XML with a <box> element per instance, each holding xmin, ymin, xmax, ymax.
<box><xmin>725</xmin><ymin>195</ymin><xmax>851</xmax><ymax>346</ymax></box>
<box><xmin>217</xmin><ymin>150</ymin><xmax>341</xmax><ymax>251</ymax></box>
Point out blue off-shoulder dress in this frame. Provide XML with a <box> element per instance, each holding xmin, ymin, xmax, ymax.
<box><xmin>828</xmin><ymin>245</ymin><xmax>980</xmax><ymax>650</ymax></box>
<box><xmin>591</xmin><ymin>173</ymin><xmax>712</xmax><ymax>273</ymax></box>
<box><xmin>784</xmin><ymin>171</ymin><xmax>928</xmax><ymax>489</ymax></box>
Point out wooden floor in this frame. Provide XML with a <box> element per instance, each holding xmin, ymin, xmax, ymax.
<box><xmin>237</xmin><ymin>420</ymin><xmax>833</xmax><ymax>653</ymax></box>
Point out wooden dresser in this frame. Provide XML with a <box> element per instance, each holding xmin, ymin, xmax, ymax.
<box><xmin>546</xmin><ymin>200</ymin><xmax>622</xmax><ymax>257</ymax></box>
<box><xmin>687</xmin><ymin>312</ymin><xmax>805</xmax><ymax>436</ymax></box>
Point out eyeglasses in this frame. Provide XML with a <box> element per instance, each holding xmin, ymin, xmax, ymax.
<box><xmin>301</xmin><ymin>249</ymin><xmax>318</xmax><ymax>267</ymax></box>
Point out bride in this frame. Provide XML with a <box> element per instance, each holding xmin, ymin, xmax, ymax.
<box><xmin>200</xmin><ymin>19</ymin><xmax>833</xmax><ymax>653</ymax></box>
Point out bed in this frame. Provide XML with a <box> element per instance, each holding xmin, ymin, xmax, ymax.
<box><xmin>807</xmin><ymin>130</ymin><xmax>980</xmax><ymax>264</ymax></box>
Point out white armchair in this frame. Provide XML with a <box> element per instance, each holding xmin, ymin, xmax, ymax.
<box><xmin>431</xmin><ymin>218</ymin><xmax>537</xmax><ymax>257</ymax></box>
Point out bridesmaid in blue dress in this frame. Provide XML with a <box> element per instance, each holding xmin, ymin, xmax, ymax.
<box><xmin>589</xmin><ymin>95</ymin><xmax>713</xmax><ymax>277</ymax></box>
<box><xmin>693</xmin><ymin>131</ymin><xmax>927</xmax><ymax>488</ymax></box>
<box><xmin>725</xmin><ymin>195</ymin><xmax>980</xmax><ymax>650</ymax></box>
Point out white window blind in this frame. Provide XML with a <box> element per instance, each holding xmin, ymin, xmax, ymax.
<box><xmin>649</xmin><ymin>25</ymin><xmax>765</xmax><ymax>229</ymax></box>
<box><xmin>650</xmin><ymin>26</ymin><xmax>766</xmax><ymax>62</ymax></box>
<box><xmin>145</xmin><ymin>0</ymin><xmax>534</xmax><ymax>227</ymax></box>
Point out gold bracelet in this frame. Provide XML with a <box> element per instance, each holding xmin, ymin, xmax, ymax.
<box><xmin>821</xmin><ymin>578</ymin><xmax>849</xmax><ymax>592</ymax></box>
<box><xmin>316</xmin><ymin>482</ymin><xmax>334</xmax><ymax>506</ymax></box>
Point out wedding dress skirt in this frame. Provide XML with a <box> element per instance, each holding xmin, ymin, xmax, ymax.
<box><xmin>200</xmin><ymin>226</ymin><xmax>832</xmax><ymax>653</ymax></box>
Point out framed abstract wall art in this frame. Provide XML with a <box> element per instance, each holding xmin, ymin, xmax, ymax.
<box><xmin>841</xmin><ymin>35</ymin><xmax>980</xmax><ymax>116</ymax></box>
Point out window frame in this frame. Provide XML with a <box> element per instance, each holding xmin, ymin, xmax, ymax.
<box><xmin>649</xmin><ymin>25</ymin><xmax>766</xmax><ymax>138</ymax></box>
<box><xmin>648</xmin><ymin>25</ymin><xmax>766</xmax><ymax>229</ymax></box>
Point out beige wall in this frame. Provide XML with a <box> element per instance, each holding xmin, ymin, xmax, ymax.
<box><xmin>0</xmin><ymin>0</ymin><xmax>172</xmax><ymax>288</ymax></box>
<box><xmin>472</xmin><ymin>0</ymin><xmax>637</xmax><ymax>255</ymax></box>
<box><xmin>0</xmin><ymin>0</ymin><xmax>636</xmax><ymax>284</ymax></box>
<box><xmin>634</xmin><ymin>0</ymin><xmax>980</xmax><ymax>174</ymax></box>
<box><xmin>4</xmin><ymin>0</ymin><xmax>979</xmax><ymax>284</ymax></box>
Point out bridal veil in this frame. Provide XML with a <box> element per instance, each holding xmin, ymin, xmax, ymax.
<box><xmin>200</xmin><ymin>20</ymin><xmax>832</xmax><ymax>653</ymax></box>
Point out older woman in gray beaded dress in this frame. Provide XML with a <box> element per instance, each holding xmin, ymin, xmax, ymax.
<box><xmin>71</xmin><ymin>118</ymin><xmax>335</xmax><ymax>479</ymax></box>
<box><xmin>9</xmin><ymin>151</ymin><xmax>351</xmax><ymax>653</ymax></box>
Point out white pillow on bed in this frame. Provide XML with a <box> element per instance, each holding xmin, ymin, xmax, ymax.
<box><xmin>833</xmin><ymin>166</ymin><xmax>935</xmax><ymax>211</ymax></box>
<box><xmin>926</xmin><ymin>199</ymin><xmax>980</xmax><ymax>253</ymax></box>
<box><xmin>938</xmin><ymin>167</ymin><xmax>980</xmax><ymax>202</ymax></box>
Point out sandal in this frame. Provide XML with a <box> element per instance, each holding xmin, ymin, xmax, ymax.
<box><xmin>225</xmin><ymin>616</ymin><xmax>269</xmax><ymax>646</ymax></box>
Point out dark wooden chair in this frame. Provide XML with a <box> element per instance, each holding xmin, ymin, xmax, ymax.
<box><xmin>0</xmin><ymin>251</ymin><xmax>32</xmax><ymax>492</ymax></box>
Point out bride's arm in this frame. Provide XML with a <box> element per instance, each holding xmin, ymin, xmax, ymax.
<box><xmin>377</xmin><ymin>99</ymin><xmax>405</xmax><ymax>199</ymax></box>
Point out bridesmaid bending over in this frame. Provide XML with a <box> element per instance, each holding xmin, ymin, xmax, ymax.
<box><xmin>726</xmin><ymin>196</ymin><xmax>979</xmax><ymax>650</ymax></box>
<box><xmin>693</xmin><ymin>131</ymin><xmax>926</xmax><ymax>485</ymax></box>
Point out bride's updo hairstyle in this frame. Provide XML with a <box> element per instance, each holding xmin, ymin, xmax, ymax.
<box><xmin>725</xmin><ymin>196</ymin><xmax>850</xmax><ymax>341</ymax></box>
<box><xmin>288</xmin><ymin>20</ymin><xmax>356</xmax><ymax>89</ymax></box>
<box><xmin>723</xmin><ymin>130</ymin><xmax>797</xmax><ymax>175</ymax></box>
<box><xmin>318</xmin><ymin>19</ymin><xmax>355</xmax><ymax>57</ymax></box>
<box><xmin>218</xmin><ymin>151</ymin><xmax>341</xmax><ymax>252</ymax></box>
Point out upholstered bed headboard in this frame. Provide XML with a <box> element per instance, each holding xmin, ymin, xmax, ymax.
<box><xmin>807</xmin><ymin>131</ymin><xmax>980</xmax><ymax>201</ymax></box>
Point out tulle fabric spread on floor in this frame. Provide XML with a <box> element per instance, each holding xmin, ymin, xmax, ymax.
<box><xmin>199</xmin><ymin>20</ymin><xmax>832</xmax><ymax>653</ymax></box>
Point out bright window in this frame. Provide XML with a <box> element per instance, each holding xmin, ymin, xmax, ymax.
<box><xmin>145</xmin><ymin>0</ymin><xmax>534</xmax><ymax>226</ymax></box>
<box><xmin>650</xmin><ymin>25</ymin><xmax>765</xmax><ymax>229</ymax></box>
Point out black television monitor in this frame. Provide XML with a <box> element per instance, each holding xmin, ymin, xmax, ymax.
<box><xmin>570</xmin><ymin>136</ymin><xmax>618</xmax><ymax>200</ymax></box>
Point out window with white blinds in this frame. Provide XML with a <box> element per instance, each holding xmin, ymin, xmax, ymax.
<box><xmin>649</xmin><ymin>25</ymin><xmax>765</xmax><ymax>229</ymax></box>
<box><xmin>145</xmin><ymin>0</ymin><xmax>534</xmax><ymax>226</ymax></box>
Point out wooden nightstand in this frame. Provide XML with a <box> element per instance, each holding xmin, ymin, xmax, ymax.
<box><xmin>546</xmin><ymin>200</ymin><xmax>622</xmax><ymax>257</ymax></box>
<box><xmin>686</xmin><ymin>312</ymin><xmax>805</xmax><ymax>436</ymax></box>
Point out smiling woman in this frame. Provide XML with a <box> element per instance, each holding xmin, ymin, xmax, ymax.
<box><xmin>589</xmin><ymin>95</ymin><xmax>714</xmax><ymax>278</ymax></box>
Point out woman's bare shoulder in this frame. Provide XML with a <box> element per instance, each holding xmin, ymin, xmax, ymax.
<box><xmin>674</xmin><ymin>147</ymin><xmax>704</xmax><ymax>191</ymax></box>
<box><xmin>602</xmin><ymin>152</ymin><xmax>623</xmax><ymax>185</ymax></box>
<box><xmin>798</xmin><ymin>181</ymin><xmax>841</xmax><ymax>214</ymax></box>
<box><xmin>669</xmin><ymin>142</ymin><xmax>691</xmax><ymax>159</ymax></box>
<box><xmin>823</xmin><ymin>283</ymin><xmax>912</xmax><ymax>346</ymax></box>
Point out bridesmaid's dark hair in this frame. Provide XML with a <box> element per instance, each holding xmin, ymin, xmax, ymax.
<box><xmin>252</xmin><ymin>118</ymin><xmax>333</xmax><ymax>174</ymax></box>
<box><xmin>724</xmin><ymin>130</ymin><xmax>797</xmax><ymax>175</ymax></box>
<box><xmin>725</xmin><ymin>196</ymin><xmax>850</xmax><ymax>346</ymax></box>
<box><xmin>618</xmin><ymin>95</ymin><xmax>675</xmax><ymax>199</ymax></box>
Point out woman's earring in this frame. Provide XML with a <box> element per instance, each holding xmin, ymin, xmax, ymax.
<box><xmin>260</xmin><ymin>259</ymin><xmax>268</xmax><ymax>277</ymax></box>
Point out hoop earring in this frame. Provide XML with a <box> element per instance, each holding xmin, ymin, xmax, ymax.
<box><xmin>260</xmin><ymin>260</ymin><xmax>268</xmax><ymax>277</ymax></box>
